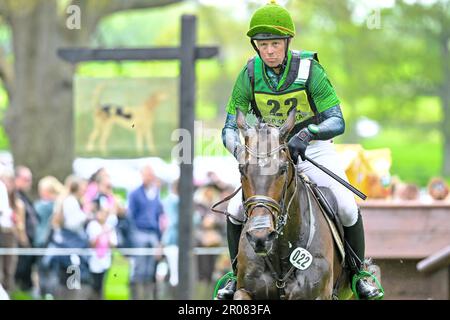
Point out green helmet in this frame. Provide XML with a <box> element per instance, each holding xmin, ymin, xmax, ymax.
<box><xmin>247</xmin><ymin>1</ymin><xmax>295</xmax><ymax>40</ymax></box>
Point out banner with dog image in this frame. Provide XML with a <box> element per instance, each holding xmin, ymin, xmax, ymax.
<box><xmin>74</xmin><ymin>77</ymin><xmax>177</xmax><ymax>159</ymax></box>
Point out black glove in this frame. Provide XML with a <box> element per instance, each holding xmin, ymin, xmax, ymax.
<box><xmin>288</xmin><ymin>127</ymin><xmax>315</xmax><ymax>164</ymax></box>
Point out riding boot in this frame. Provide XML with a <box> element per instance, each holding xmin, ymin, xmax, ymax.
<box><xmin>343</xmin><ymin>211</ymin><xmax>383</xmax><ymax>300</ymax></box>
<box><xmin>216</xmin><ymin>218</ymin><xmax>241</xmax><ymax>300</ymax></box>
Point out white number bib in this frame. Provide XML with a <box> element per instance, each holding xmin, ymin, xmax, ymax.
<box><xmin>289</xmin><ymin>247</ymin><xmax>313</xmax><ymax>270</ymax></box>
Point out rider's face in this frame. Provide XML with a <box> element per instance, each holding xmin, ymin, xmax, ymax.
<box><xmin>256</xmin><ymin>39</ymin><xmax>286</xmax><ymax>69</ymax></box>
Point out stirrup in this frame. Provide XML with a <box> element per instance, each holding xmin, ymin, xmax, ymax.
<box><xmin>351</xmin><ymin>271</ymin><xmax>384</xmax><ymax>300</ymax></box>
<box><xmin>213</xmin><ymin>272</ymin><xmax>237</xmax><ymax>300</ymax></box>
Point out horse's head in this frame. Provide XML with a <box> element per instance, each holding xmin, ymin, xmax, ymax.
<box><xmin>236</xmin><ymin>108</ymin><xmax>297</xmax><ymax>256</ymax></box>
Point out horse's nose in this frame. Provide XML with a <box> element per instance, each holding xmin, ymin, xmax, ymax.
<box><xmin>246</xmin><ymin>229</ymin><xmax>277</xmax><ymax>255</ymax></box>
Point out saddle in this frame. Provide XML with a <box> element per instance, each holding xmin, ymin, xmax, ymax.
<box><xmin>313</xmin><ymin>186</ymin><xmax>344</xmax><ymax>239</ymax></box>
<box><xmin>298</xmin><ymin>173</ymin><xmax>346</xmax><ymax>263</ymax></box>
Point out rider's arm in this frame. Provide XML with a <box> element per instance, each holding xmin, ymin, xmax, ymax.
<box><xmin>307</xmin><ymin>60</ymin><xmax>345</xmax><ymax>140</ymax></box>
<box><xmin>222</xmin><ymin>113</ymin><xmax>243</xmax><ymax>159</ymax></box>
<box><xmin>313</xmin><ymin>105</ymin><xmax>345</xmax><ymax>140</ymax></box>
<box><xmin>222</xmin><ymin>66</ymin><xmax>253</xmax><ymax>159</ymax></box>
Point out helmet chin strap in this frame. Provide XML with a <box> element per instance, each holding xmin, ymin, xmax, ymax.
<box><xmin>250</xmin><ymin>39</ymin><xmax>260</xmax><ymax>56</ymax></box>
<box><xmin>277</xmin><ymin>38</ymin><xmax>291</xmax><ymax>69</ymax></box>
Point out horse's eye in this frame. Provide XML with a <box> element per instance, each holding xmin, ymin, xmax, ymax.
<box><xmin>279</xmin><ymin>164</ymin><xmax>288</xmax><ymax>175</ymax></box>
<box><xmin>239</xmin><ymin>164</ymin><xmax>246</xmax><ymax>175</ymax></box>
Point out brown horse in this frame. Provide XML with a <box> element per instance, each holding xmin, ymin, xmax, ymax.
<box><xmin>233</xmin><ymin>108</ymin><xmax>352</xmax><ymax>300</ymax></box>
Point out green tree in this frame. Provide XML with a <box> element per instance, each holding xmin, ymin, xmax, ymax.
<box><xmin>0</xmin><ymin>0</ymin><xmax>183</xmax><ymax>189</ymax></box>
<box><xmin>289</xmin><ymin>0</ymin><xmax>450</xmax><ymax>179</ymax></box>
<box><xmin>388</xmin><ymin>0</ymin><xmax>450</xmax><ymax>176</ymax></box>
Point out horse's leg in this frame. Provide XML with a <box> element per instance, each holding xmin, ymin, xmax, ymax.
<box><xmin>334</xmin><ymin>267</ymin><xmax>353</xmax><ymax>300</ymax></box>
<box><xmin>320</xmin><ymin>280</ymin><xmax>334</xmax><ymax>300</ymax></box>
<box><xmin>234</xmin><ymin>289</ymin><xmax>252</xmax><ymax>300</ymax></box>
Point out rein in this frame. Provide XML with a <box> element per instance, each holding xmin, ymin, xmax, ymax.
<box><xmin>244</xmin><ymin>144</ymin><xmax>286</xmax><ymax>158</ymax></box>
<box><xmin>210</xmin><ymin>186</ymin><xmax>245</xmax><ymax>224</ymax></box>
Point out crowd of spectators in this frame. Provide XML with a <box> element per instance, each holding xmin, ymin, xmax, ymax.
<box><xmin>0</xmin><ymin>163</ymin><xmax>233</xmax><ymax>300</ymax></box>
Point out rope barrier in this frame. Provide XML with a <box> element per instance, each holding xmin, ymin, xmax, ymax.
<box><xmin>0</xmin><ymin>246</ymin><xmax>228</xmax><ymax>256</ymax></box>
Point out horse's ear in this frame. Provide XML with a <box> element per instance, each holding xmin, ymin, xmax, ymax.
<box><xmin>236</xmin><ymin>108</ymin><xmax>250</xmax><ymax>133</ymax></box>
<box><xmin>280</xmin><ymin>108</ymin><xmax>296</xmax><ymax>141</ymax></box>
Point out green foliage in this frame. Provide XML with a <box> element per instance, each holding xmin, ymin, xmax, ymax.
<box><xmin>290</xmin><ymin>0</ymin><xmax>449</xmax><ymax>181</ymax></box>
<box><xmin>361</xmin><ymin>127</ymin><xmax>442</xmax><ymax>186</ymax></box>
<box><xmin>0</xmin><ymin>21</ymin><xmax>11</xmax><ymax>150</ymax></box>
<box><xmin>0</xmin><ymin>0</ymin><xmax>448</xmax><ymax>183</ymax></box>
<box><xmin>0</xmin><ymin>84</ymin><xmax>9</xmax><ymax>150</ymax></box>
<box><xmin>93</xmin><ymin>2</ymin><xmax>194</xmax><ymax>48</ymax></box>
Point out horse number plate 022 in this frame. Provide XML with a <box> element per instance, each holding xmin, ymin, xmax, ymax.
<box><xmin>290</xmin><ymin>247</ymin><xmax>313</xmax><ymax>270</ymax></box>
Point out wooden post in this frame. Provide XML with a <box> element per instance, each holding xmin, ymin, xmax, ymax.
<box><xmin>177</xmin><ymin>14</ymin><xmax>196</xmax><ymax>300</ymax></box>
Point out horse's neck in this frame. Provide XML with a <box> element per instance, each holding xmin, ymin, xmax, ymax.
<box><xmin>276</xmin><ymin>174</ymin><xmax>303</xmax><ymax>256</ymax></box>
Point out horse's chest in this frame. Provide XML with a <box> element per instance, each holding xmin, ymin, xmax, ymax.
<box><xmin>286</xmin><ymin>257</ymin><xmax>333</xmax><ymax>299</ymax></box>
<box><xmin>244</xmin><ymin>255</ymin><xmax>332</xmax><ymax>300</ymax></box>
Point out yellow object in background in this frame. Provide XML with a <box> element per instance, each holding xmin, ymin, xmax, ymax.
<box><xmin>334</xmin><ymin>144</ymin><xmax>392</xmax><ymax>199</ymax></box>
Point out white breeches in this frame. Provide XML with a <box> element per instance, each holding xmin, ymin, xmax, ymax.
<box><xmin>227</xmin><ymin>140</ymin><xmax>359</xmax><ymax>227</ymax></box>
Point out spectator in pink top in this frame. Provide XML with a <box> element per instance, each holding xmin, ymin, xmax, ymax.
<box><xmin>83</xmin><ymin>168</ymin><xmax>109</xmax><ymax>214</ymax></box>
<box><xmin>86</xmin><ymin>199</ymin><xmax>118</xmax><ymax>300</ymax></box>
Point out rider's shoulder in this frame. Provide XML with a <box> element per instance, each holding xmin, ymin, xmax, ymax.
<box><xmin>235</xmin><ymin>58</ymin><xmax>256</xmax><ymax>84</ymax></box>
<box><xmin>243</xmin><ymin>55</ymin><xmax>257</xmax><ymax>70</ymax></box>
<box><xmin>292</xmin><ymin>49</ymin><xmax>319</xmax><ymax>61</ymax></box>
<box><xmin>292</xmin><ymin>50</ymin><xmax>323</xmax><ymax>73</ymax></box>
<box><xmin>235</xmin><ymin>58</ymin><xmax>252</xmax><ymax>75</ymax></box>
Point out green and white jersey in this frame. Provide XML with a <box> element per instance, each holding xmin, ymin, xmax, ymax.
<box><xmin>226</xmin><ymin>50</ymin><xmax>340</xmax><ymax>130</ymax></box>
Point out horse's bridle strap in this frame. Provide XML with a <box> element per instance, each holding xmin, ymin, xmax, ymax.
<box><xmin>247</xmin><ymin>215</ymin><xmax>272</xmax><ymax>231</ymax></box>
<box><xmin>244</xmin><ymin>195</ymin><xmax>281</xmax><ymax>214</ymax></box>
<box><xmin>210</xmin><ymin>186</ymin><xmax>246</xmax><ymax>224</ymax></box>
<box><xmin>245</xmin><ymin>144</ymin><xmax>288</xmax><ymax>158</ymax></box>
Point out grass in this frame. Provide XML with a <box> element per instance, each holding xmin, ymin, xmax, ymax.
<box><xmin>7</xmin><ymin>252</ymin><xmax>131</xmax><ymax>300</ymax></box>
<box><xmin>102</xmin><ymin>252</ymin><xmax>217</xmax><ymax>300</ymax></box>
<box><xmin>9</xmin><ymin>290</ymin><xmax>33</xmax><ymax>300</ymax></box>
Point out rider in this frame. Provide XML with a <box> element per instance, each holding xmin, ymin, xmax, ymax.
<box><xmin>218</xmin><ymin>0</ymin><xmax>383</xmax><ymax>300</ymax></box>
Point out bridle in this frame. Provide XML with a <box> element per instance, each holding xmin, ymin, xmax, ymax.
<box><xmin>209</xmin><ymin>143</ymin><xmax>297</xmax><ymax>229</ymax></box>
<box><xmin>242</xmin><ymin>143</ymin><xmax>297</xmax><ymax>236</ymax></box>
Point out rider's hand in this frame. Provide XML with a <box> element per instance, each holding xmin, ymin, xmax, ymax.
<box><xmin>288</xmin><ymin>127</ymin><xmax>315</xmax><ymax>164</ymax></box>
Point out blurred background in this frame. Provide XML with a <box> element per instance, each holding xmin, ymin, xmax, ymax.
<box><xmin>0</xmin><ymin>0</ymin><xmax>449</xmax><ymax>300</ymax></box>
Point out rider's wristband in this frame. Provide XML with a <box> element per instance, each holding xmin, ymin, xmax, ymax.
<box><xmin>296</xmin><ymin>127</ymin><xmax>315</xmax><ymax>142</ymax></box>
<box><xmin>307</xmin><ymin>124</ymin><xmax>320</xmax><ymax>135</ymax></box>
